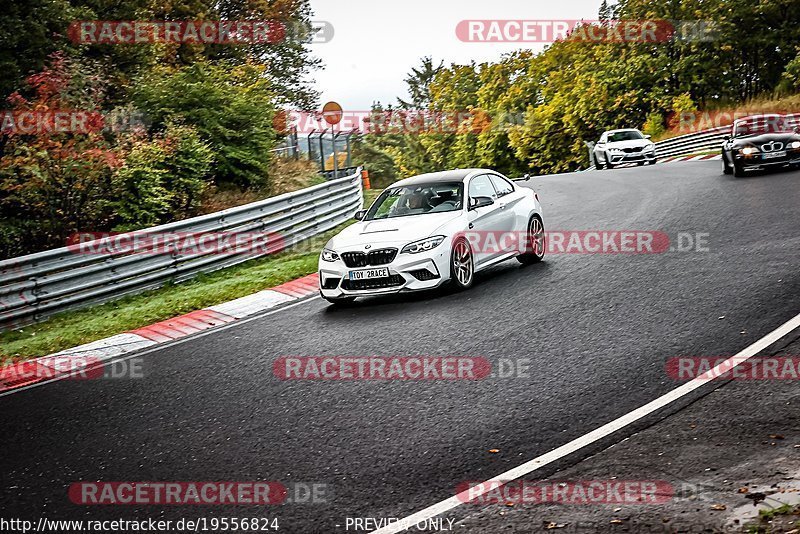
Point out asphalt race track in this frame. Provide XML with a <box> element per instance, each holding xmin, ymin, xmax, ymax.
<box><xmin>2</xmin><ymin>161</ymin><xmax>799</xmax><ymax>533</ymax></box>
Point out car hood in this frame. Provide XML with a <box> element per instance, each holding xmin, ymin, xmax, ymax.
<box><xmin>606</xmin><ymin>139</ymin><xmax>652</xmax><ymax>149</ymax></box>
<box><xmin>730</xmin><ymin>132</ymin><xmax>800</xmax><ymax>148</ymax></box>
<box><xmin>328</xmin><ymin>211</ymin><xmax>463</xmax><ymax>251</ymax></box>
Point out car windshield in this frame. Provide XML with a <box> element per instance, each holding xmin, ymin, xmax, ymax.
<box><xmin>607</xmin><ymin>130</ymin><xmax>644</xmax><ymax>142</ymax></box>
<box><xmin>733</xmin><ymin>116</ymin><xmax>790</xmax><ymax>136</ymax></box>
<box><xmin>365</xmin><ymin>182</ymin><xmax>464</xmax><ymax>220</ymax></box>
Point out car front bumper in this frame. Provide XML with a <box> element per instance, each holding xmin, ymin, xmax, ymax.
<box><xmin>734</xmin><ymin>151</ymin><xmax>800</xmax><ymax>170</ymax></box>
<box><xmin>318</xmin><ymin>244</ymin><xmax>452</xmax><ymax>299</ymax></box>
<box><xmin>607</xmin><ymin>151</ymin><xmax>656</xmax><ymax>164</ymax></box>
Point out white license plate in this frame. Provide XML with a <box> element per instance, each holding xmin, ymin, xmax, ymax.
<box><xmin>349</xmin><ymin>268</ymin><xmax>389</xmax><ymax>280</ymax></box>
<box><xmin>763</xmin><ymin>151</ymin><xmax>786</xmax><ymax>159</ymax></box>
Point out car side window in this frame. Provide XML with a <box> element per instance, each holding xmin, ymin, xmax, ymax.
<box><xmin>489</xmin><ymin>175</ymin><xmax>514</xmax><ymax>198</ymax></box>
<box><xmin>468</xmin><ymin>175</ymin><xmax>496</xmax><ymax>201</ymax></box>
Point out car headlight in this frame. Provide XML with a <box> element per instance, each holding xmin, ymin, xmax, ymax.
<box><xmin>791</xmin><ymin>141</ymin><xmax>800</xmax><ymax>149</ymax></box>
<box><xmin>645</xmin><ymin>143</ymin><xmax>655</xmax><ymax>151</ymax></box>
<box><xmin>741</xmin><ymin>147</ymin><xmax>757</xmax><ymax>155</ymax></box>
<box><xmin>401</xmin><ymin>236</ymin><xmax>445</xmax><ymax>254</ymax></box>
<box><xmin>607</xmin><ymin>148</ymin><xmax>623</xmax><ymax>153</ymax></box>
<box><xmin>321</xmin><ymin>249</ymin><xmax>339</xmax><ymax>262</ymax></box>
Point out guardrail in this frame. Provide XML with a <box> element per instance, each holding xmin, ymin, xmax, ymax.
<box><xmin>0</xmin><ymin>167</ymin><xmax>364</xmax><ymax>332</ymax></box>
<box><xmin>585</xmin><ymin>114</ymin><xmax>800</xmax><ymax>170</ymax></box>
<box><xmin>652</xmin><ymin>125</ymin><xmax>730</xmax><ymax>158</ymax></box>
<box><xmin>320</xmin><ymin>166</ymin><xmax>360</xmax><ymax>180</ymax></box>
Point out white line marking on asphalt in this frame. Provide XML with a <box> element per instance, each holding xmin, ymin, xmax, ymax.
<box><xmin>0</xmin><ymin>296</ymin><xmax>321</xmax><ymax>398</ymax></box>
<box><xmin>370</xmin><ymin>312</ymin><xmax>800</xmax><ymax>534</ymax></box>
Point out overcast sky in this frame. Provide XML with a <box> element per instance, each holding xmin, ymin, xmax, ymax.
<box><xmin>306</xmin><ymin>0</ymin><xmax>605</xmax><ymax>111</ymax></box>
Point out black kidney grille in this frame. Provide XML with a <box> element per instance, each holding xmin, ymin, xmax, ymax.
<box><xmin>341</xmin><ymin>248</ymin><xmax>397</xmax><ymax>268</ymax></box>
<box><xmin>341</xmin><ymin>252</ymin><xmax>368</xmax><ymax>267</ymax></box>
<box><xmin>622</xmin><ymin>147</ymin><xmax>642</xmax><ymax>153</ymax></box>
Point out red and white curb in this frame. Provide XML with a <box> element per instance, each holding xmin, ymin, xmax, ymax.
<box><xmin>0</xmin><ymin>274</ymin><xmax>319</xmax><ymax>393</ymax></box>
<box><xmin>660</xmin><ymin>153</ymin><xmax>721</xmax><ymax>163</ymax></box>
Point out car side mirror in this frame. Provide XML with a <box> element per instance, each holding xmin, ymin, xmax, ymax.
<box><xmin>644</xmin><ymin>134</ymin><xmax>652</xmax><ymax>139</ymax></box>
<box><xmin>469</xmin><ymin>196</ymin><xmax>494</xmax><ymax>210</ymax></box>
<box><xmin>353</xmin><ymin>209</ymin><xmax>367</xmax><ymax>221</ymax></box>
<box><xmin>723</xmin><ymin>135</ymin><xmax>730</xmax><ymax>141</ymax></box>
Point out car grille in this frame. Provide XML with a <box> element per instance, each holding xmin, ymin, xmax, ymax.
<box><xmin>409</xmin><ymin>268</ymin><xmax>440</xmax><ymax>281</ymax></box>
<box><xmin>622</xmin><ymin>147</ymin><xmax>643</xmax><ymax>153</ymax></box>
<box><xmin>341</xmin><ymin>274</ymin><xmax>405</xmax><ymax>291</ymax></box>
<box><xmin>340</xmin><ymin>248</ymin><xmax>398</xmax><ymax>268</ymax></box>
<box><xmin>761</xmin><ymin>142</ymin><xmax>784</xmax><ymax>152</ymax></box>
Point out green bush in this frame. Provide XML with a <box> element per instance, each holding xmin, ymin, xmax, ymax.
<box><xmin>112</xmin><ymin>124</ymin><xmax>213</xmax><ymax>230</ymax></box>
<box><xmin>642</xmin><ymin>112</ymin><xmax>666</xmax><ymax>138</ymax></box>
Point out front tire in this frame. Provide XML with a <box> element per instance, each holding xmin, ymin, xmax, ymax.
<box><xmin>722</xmin><ymin>153</ymin><xmax>733</xmax><ymax>175</ymax></box>
<box><xmin>450</xmin><ymin>238</ymin><xmax>474</xmax><ymax>290</ymax></box>
<box><xmin>733</xmin><ymin>161</ymin><xmax>746</xmax><ymax>177</ymax></box>
<box><xmin>593</xmin><ymin>154</ymin><xmax>604</xmax><ymax>170</ymax></box>
<box><xmin>517</xmin><ymin>216</ymin><xmax>545</xmax><ymax>265</ymax></box>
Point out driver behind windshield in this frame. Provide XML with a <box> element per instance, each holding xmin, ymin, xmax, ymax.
<box><xmin>367</xmin><ymin>182</ymin><xmax>464</xmax><ymax>220</ymax></box>
<box><xmin>406</xmin><ymin>192</ymin><xmax>429</xmax><ymax>211</ymax></box>
<box><xmin>389</xmin><ymin>190</ymin><xmax>431</xmax><ymax>216</ymax></box>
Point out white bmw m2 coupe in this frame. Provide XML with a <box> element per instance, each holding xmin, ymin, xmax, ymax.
<box><xmin>318</xmin><ymin>169</ymin><xmax>545</xmax><ymax>304</ymax></box>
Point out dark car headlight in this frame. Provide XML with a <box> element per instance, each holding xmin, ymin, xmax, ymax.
<box><xmin>321</xmin><ymin>249</ymin><xmax>339</xmax><ymax>262</ymax></box>
<box><xmin>401</xmin><ymin>236</ymin><xmax>445</xmax><ymax>254</ymax></box>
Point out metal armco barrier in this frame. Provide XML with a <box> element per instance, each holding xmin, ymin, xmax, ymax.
<box><xmin>656</xmin><ymin>114</ymin><xmax>800</xmax><ymax>158</ymax></box>
<box><xmin>320</xmin><ymin>166</ymin><xmax>360</xmax><ymax>180</ymax></box>
<box><xmin>0</xmin><ymin>167</ymin><xmax>364</xmax><ymax>331</ymax></box>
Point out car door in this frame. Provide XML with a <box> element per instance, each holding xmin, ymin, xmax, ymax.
<box><xmin>467</xmin><ymin>174</ymin><xmax>506</xmax><ymax>265</ymax></box>
<box><xmin>487</xmin><ymin>173</ymin><xmax>519</xmax><ymax>247</ymax></box>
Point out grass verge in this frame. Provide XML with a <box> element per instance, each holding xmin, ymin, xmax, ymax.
<box><xmin>0</xmin><ymin>188</ymin><xmax>382</xmax><ymax>361</ymax></box>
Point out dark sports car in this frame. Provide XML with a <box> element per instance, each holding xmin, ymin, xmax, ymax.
<box><xmin>721</xmin><ymin>114</ymin><xmax>800</xmax><ymax>177</ymax></box>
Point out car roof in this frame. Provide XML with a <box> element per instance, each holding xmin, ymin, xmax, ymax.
<box><xmin>604</xmin><ymin>128</ymin><xmax>641</xmax><ymax>134</ymax></box>
<box><xmin>392</xmin><ymin>169</ymin><xmax>488</xmax><ymax>187</ymax></box>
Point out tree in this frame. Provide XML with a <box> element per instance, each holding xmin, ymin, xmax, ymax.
<box><xmin>133</xmin><ymin>61</ymin><xmax>277</xmax><ymax>189</ymax></box>
<box><xmin>398</xmin><ymin>57</ymin><xmax>444</xmax><ymax>109</ymax></box>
